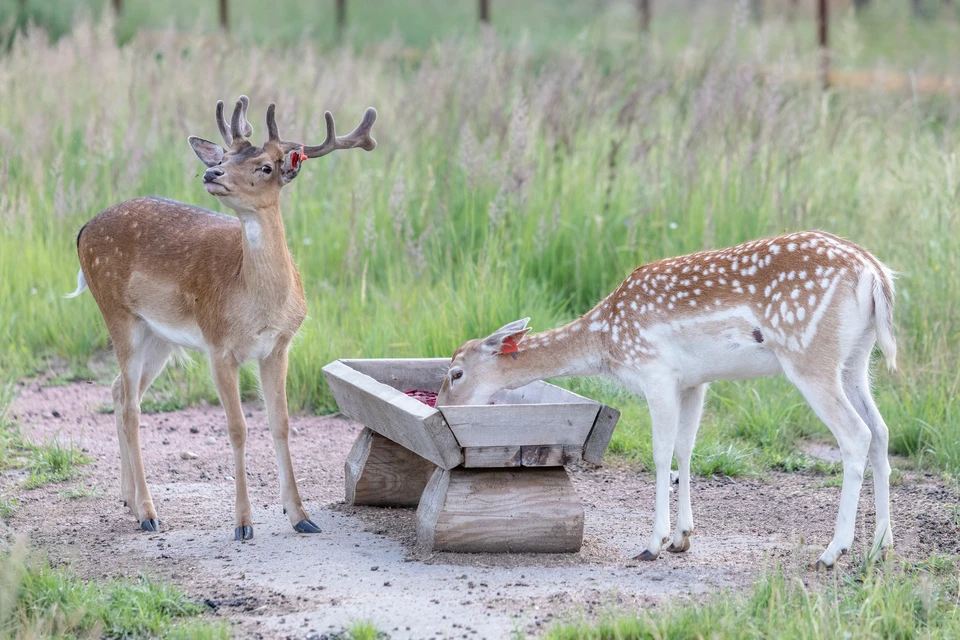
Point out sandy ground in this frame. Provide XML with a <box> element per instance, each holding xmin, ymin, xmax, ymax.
<box><xmin>2</xmin><ymin>378</ymin><xmax>958</xmax><ymax>639</ymax></box>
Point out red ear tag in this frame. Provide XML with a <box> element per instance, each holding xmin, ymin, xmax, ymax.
<box><xmin>291</xmin><ymin>145</ymin><xmax>306</xmax><ymax>169</ymax></box>
<box><xmin>500</xmin><ymin>337</ymin><xmax>520</xmax><ymax>354</ymax></box>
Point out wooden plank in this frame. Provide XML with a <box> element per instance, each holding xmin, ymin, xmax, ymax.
<box><xmin>463</xmin><ymin>446</ymin><xmax>521</xmax><ymax>468</ymax></box>
<box><xmin>520</xmin><ymin>444</ymin><xmax>582</xmax><ymax>467</ymax></box>
<box><xmin>439</xmin><ymin>403</ymin><xmax>600</xmax><ymax>447</ymax></box>
<box><xmin>341</xmin><ymin>358</ymin><xmax>449</xmax><ymax>394</ymax></box>
<box><xmin>345</xmin><ymin>428</ymin><xmax>436</xmax><ymax>507</ymax></box>
<box><xmin>323</xmin><ymin>361</ymin><xmax>463</xmax><ymax>469</ymax></box>
<box><xmin>416</xmin><ymin>467</ymin><xmax>584</xmax><ymax>553</ymax></box>
<box><xmin>463</xmin><ymin>445</ymin><xmax>583</xmax><ymax>468</ymax></box>
<box><xmin>490</xmin><ymin>380</ymin><xmax>595</xmax><ymax>406</ymax></box>
<box><xmin>582</xmin><ymin>404</ymin><xmax>621</xmax><ymax>465</ymax></box>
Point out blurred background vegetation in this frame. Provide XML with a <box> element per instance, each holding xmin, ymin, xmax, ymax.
<box><xmin>0</xmin><ymin>1</ymin><xmax>957</xmax><ymax>477</ymax></box>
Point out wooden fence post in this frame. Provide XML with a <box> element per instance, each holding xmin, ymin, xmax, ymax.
<box><xmin>112</xmin><ymin>0</ymin><xmax>123</xmax><ymax>15</ymax></box>
<box><xmin>218</xmin><ymin>0</ymin><xmax>229</xmax><ymax>31</ymax></box>
<box><xmin>479</xmin><ymin>0</ymin><xmax>490</xmax><ymax>24</ymax></box>
<box><xmin>637</xmin><ymin>0</ymin><xmax>651</xmax><ymax>32</ymax></box>
<box><xmin>818</xmin><ymin>0</ymin><xmax>829</xmax><ymax>89</ymax></box>
<box><xmin>336</xmin><ymin>0</ymin><xmax>346</xmax><ymax>41</ymax></box>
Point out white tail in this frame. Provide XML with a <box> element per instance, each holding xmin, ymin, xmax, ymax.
<box><xmin>70</xmin><ymin>96</ymin><xmax>377</xmax><ymax>539</ymax></box>
<box><xmin>870</xmin><ymin>266</ymin><xmax>897</xmax><ymax>370</ymax></box>
<box><xmin>438</xmin><ymin>230</ymin><xmax>896</xmax><ymax>568</ymax></box>
<box><xmin>63</xmin><ymin>269</ymin><xmax>87</xmax><ymax>299</ymax></box>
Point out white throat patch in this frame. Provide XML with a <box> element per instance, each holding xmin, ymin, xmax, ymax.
<box><xmin>241</xmin><ymin>217</ymin><xmax>262</xmax><ymax>248</ymax></box>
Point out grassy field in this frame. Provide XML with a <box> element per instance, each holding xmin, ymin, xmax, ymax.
<box><xmin>0</xmin><ymin>5</ymin><xmax>958</xmax><ymax>638</ymax></box>
<box><xmin>1</xmin><ymin>8</ymin><xmax>958</xmax><ymax>479</ymax></box>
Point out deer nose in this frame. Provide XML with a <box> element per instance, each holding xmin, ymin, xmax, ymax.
<box><xmin>203</xmin><ymin>167</ymin><xmax>224</xmax><ymax>183</ymax></box>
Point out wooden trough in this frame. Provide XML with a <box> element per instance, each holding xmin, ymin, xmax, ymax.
<box><xmin>322</xmin><ymin>358</ymin><xmax>620</xmax><ymax>553</ymax></box>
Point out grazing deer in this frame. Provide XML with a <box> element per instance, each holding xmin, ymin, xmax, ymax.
<box><xmin>67</xmin><ymin>96</ymin><xmax>377</xmax><ymax>540</ymax></box>
<box><xmin>437</xmin><ymin>232</ymin><xmax>896</xmax><ymax>568</ymax></box>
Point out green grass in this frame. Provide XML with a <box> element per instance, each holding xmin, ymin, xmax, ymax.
<box><xmin>348</xmin><ymin>620</ymin><xmax>385</xmax><ymax>640</ymax></box>
<box><xmin>1</xmin><ymin>383</ymin><xmax>92</xmax><ymax>490</ymax></box>
<box><xmin>22</xmin><ymin>438</ymin><xmax>92</xmax><ymax>489</ymax></box>
<box><xmin>0</xmin><ymin>540</ymin><xmax>229</xmax><ymax>639</ymax></box>
<box><xmin>57</xmin><ymin>483</ymin><xmax>100</xmax><ymax>500</ymax></box>
<box><xmin>546</xmin><ymin>557</ymin><xmax>960</xmax><ymax>640</ymax></box>
<box><xmin>0</xmin><ymin>495</ymin><xmax>17</xmax><ymax>520</ymax></box>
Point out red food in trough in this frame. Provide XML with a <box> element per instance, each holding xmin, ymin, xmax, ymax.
<box><xmin>404</xmin><ymin>390</ymin><xmax>437</xmax><ymax>407</ymax></box>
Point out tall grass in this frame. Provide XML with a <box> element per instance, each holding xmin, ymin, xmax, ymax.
<box><xmin>0</xmin><ymin>11</ymin><xmax>958</xmax><ymax>475</ymax></box>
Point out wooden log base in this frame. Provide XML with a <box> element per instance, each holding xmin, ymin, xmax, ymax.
<box><xmin>345</xmin><ymin>428</ymin><xmax>436</xmax><ymax>507</ymax></box>
<box><xmin>416</xmin><ymin>467</ymin><xmax>584</xmax><ymax>553</ymax></box>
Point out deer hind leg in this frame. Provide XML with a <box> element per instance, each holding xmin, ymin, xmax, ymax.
<box><xmin>111</xmin><ymin>375</ymin><xmax>135</xmax><ymax>514</ymax></box>
<box><xmin>785</xmin><ymin>364</ymin><xmax>872</xmax><ymax>568</ymax></box>
<box><xmin>259</xmin><ymin>346</ymin><xmax>319</xmax><ymax>534</ymax></box>
<box><xmin>842</xmin><ymin>341</ymin><xmax>893</xmax><ymax>559</ymax></box>
<box><xmin>210</xmin><ymin>357</ymin><xmax>254</xmax><ymax>541</ymax></box>
<box><xmin>633</xmin><ymin>380</ymin><xmax>681</xmax><ymax>561</ymax></box>
<box><xmin>667</xmin><ymin>383</ymin><xmax>708</xmax><ymax>554</ymax></box>
<box><xmin>111</xmin><ymin>336</ymin><xmax>171</xmax><ymax>518</ymax></box>
<box><xmin>111</xmin><ymin>324</ymin><xmax>161</xmax><ymax>531</ymax></box>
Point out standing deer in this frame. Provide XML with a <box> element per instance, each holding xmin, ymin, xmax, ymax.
<box><xmin>67</xmin><ymin>96</ymin><xmax>377</xmax><ymax>540</ymax></box>
<box><xmin>437</xmin><ymin>231</ymin><xmax>896</xmax><ymax>568</ymax></box>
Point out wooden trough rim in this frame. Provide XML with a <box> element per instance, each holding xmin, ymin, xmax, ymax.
<box><xmin>322</xmin><ymin>357</ymin><xmax>621</xmax><ymax>468</ymax></box>
<box><xmin>336</xmin><ymin>357</ymin><xmax>602</xmax><ymax>409</ymax></box>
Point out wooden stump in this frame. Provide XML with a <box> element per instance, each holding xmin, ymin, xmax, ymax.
<box><xmin>345</xmin><ymin>428</ymin><xmax>436</xmax><ymax>507</ymax></box>
<box><xmin>416</xmin><ymin>467</ymin><xmax>584</xmax><ymax>553</ymax></box>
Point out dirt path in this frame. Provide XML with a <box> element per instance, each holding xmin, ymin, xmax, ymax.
<box><xmin>3</xmin><ymin>380</ymin><xmax>958</xmax><ymax>639</ymax></box>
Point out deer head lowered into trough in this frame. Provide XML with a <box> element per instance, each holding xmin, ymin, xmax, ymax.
<box><xmin>437</xmin><ymin>232</ymin><xmax>896</xmax><ymax>569</ymax></box>
<box><xmin>67</xmin><ymin>96</ymin><xmax>377</xmax><ymax>540</ymax></box>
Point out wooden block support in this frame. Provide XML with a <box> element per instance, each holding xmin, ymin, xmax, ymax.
<box><xmin>417</xmin><ymin>467</ymin><xmax>584</xmax><ymax>553</ymax></box>
<box><xmin>345</xmin><ymin>428</ymin><xmax>436</xmax><ymax>507</ymax></box>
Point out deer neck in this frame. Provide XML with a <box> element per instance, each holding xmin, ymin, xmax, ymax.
<box><xmin>498</xmin><ymin>320</ymin><xmax>606</xmax><ymax>389</ymax></box>
<box><xmin>235</xmin><ymin>203</ymin><xmax>296</xmax><ymax>301</ymax></box>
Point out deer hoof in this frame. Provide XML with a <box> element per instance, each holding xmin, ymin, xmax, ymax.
<box><xmin>140</xmin><ymin>518</ymin><xmax>159</xmax><ymax>532</ymax></box>
<box><xmin>235</xmin><ymin>525</ymin><xmax>254</xmax><ymax>541</ymax></box>
<box><xmin>666</xmin><ymin>537</ymin><xmax>691</xmax><ymax>553</ymax></box>
<box><xmin>633</xmin><ymin>549</ymin><xmax>658</xmax><ymax>562</ymax></box>
<box><xmin>294</xmin><ymin>519</ymin><xmax>321</xmax><ymax>534</ymax></box>
<box><xmin>813</xmin><ymin>558</ymin><xmax>833</xmax><ymax>571</ymax></box>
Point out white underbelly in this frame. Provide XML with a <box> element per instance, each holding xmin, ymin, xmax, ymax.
<box><xmin>672</xmin><ymin>338</ymin><xmax>782</xmax><ymax>385</ymax></box>
<box><xmin>639</xmin><ymin>316</ymin><xmax>784</xmax><ymax>387</ymax></box>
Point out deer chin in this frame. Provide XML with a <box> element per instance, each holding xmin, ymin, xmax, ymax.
<box><xmin>204</xmin><ymin>182</ymin><xmax>230</xmax><ymax>196</ymax></box>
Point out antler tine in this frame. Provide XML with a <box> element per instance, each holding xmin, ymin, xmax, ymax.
<box><xmin>215</xmin><ymin>100</ymin><xmax>232</xmax><ymax>146</ymax></box>
<box><xmin>265</xmin><ymin>103</ymin><xmax>280</xmax><ymax>144</ymax></box>
<box><xmin>283</xmin><ymin>107</ymin><xmax>377</xmax><ymax>159</ymax></box>
<box><xmin>230</xmin><ymin>98</ymin><xmax>245</xmax><ymax>144</ymax></box>
<box><xmin>237</xmin><ymin>95</ymin><xmax>253</xmax><ymax>138</ymax></box>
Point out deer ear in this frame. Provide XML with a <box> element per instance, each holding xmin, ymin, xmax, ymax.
<box><xmin>280</xmin><ymin>149</ymin><xmax>305</xmax><ymax>185</ymax></box>
<box><xmin>481</xmin><ymin>318</ymin><xmax>531</xmax><ymax>355</ymax></box>
<box><xmin>188</xmin><ymin>136</ymin><xmax>224</xmax><ymax>167</ymax></box>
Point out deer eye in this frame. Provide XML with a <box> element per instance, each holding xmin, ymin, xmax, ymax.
<box><xmin>261</xmin><ymin>165</ymin><xmax>273</xmax><ymax>174</ymax></box>
<box><xmin>450</xmin><ymin>369</ymin><xmax>464</xmax><ymax>381</ymax></box>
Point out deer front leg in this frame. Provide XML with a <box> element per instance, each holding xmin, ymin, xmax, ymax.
<box><xmin>259</xmin><ymin>346</ymin><xmax>319</xmax><ymax>534</ymax></box>
<box><xmin>210</xmin><ymin>358</ymin><xmax>254</xmax><ymax>541</ymax></box>
<box><xmin>634</xmin><ymin>382</ymin><xmax>681</xmax><ymax>561</ymax></box>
